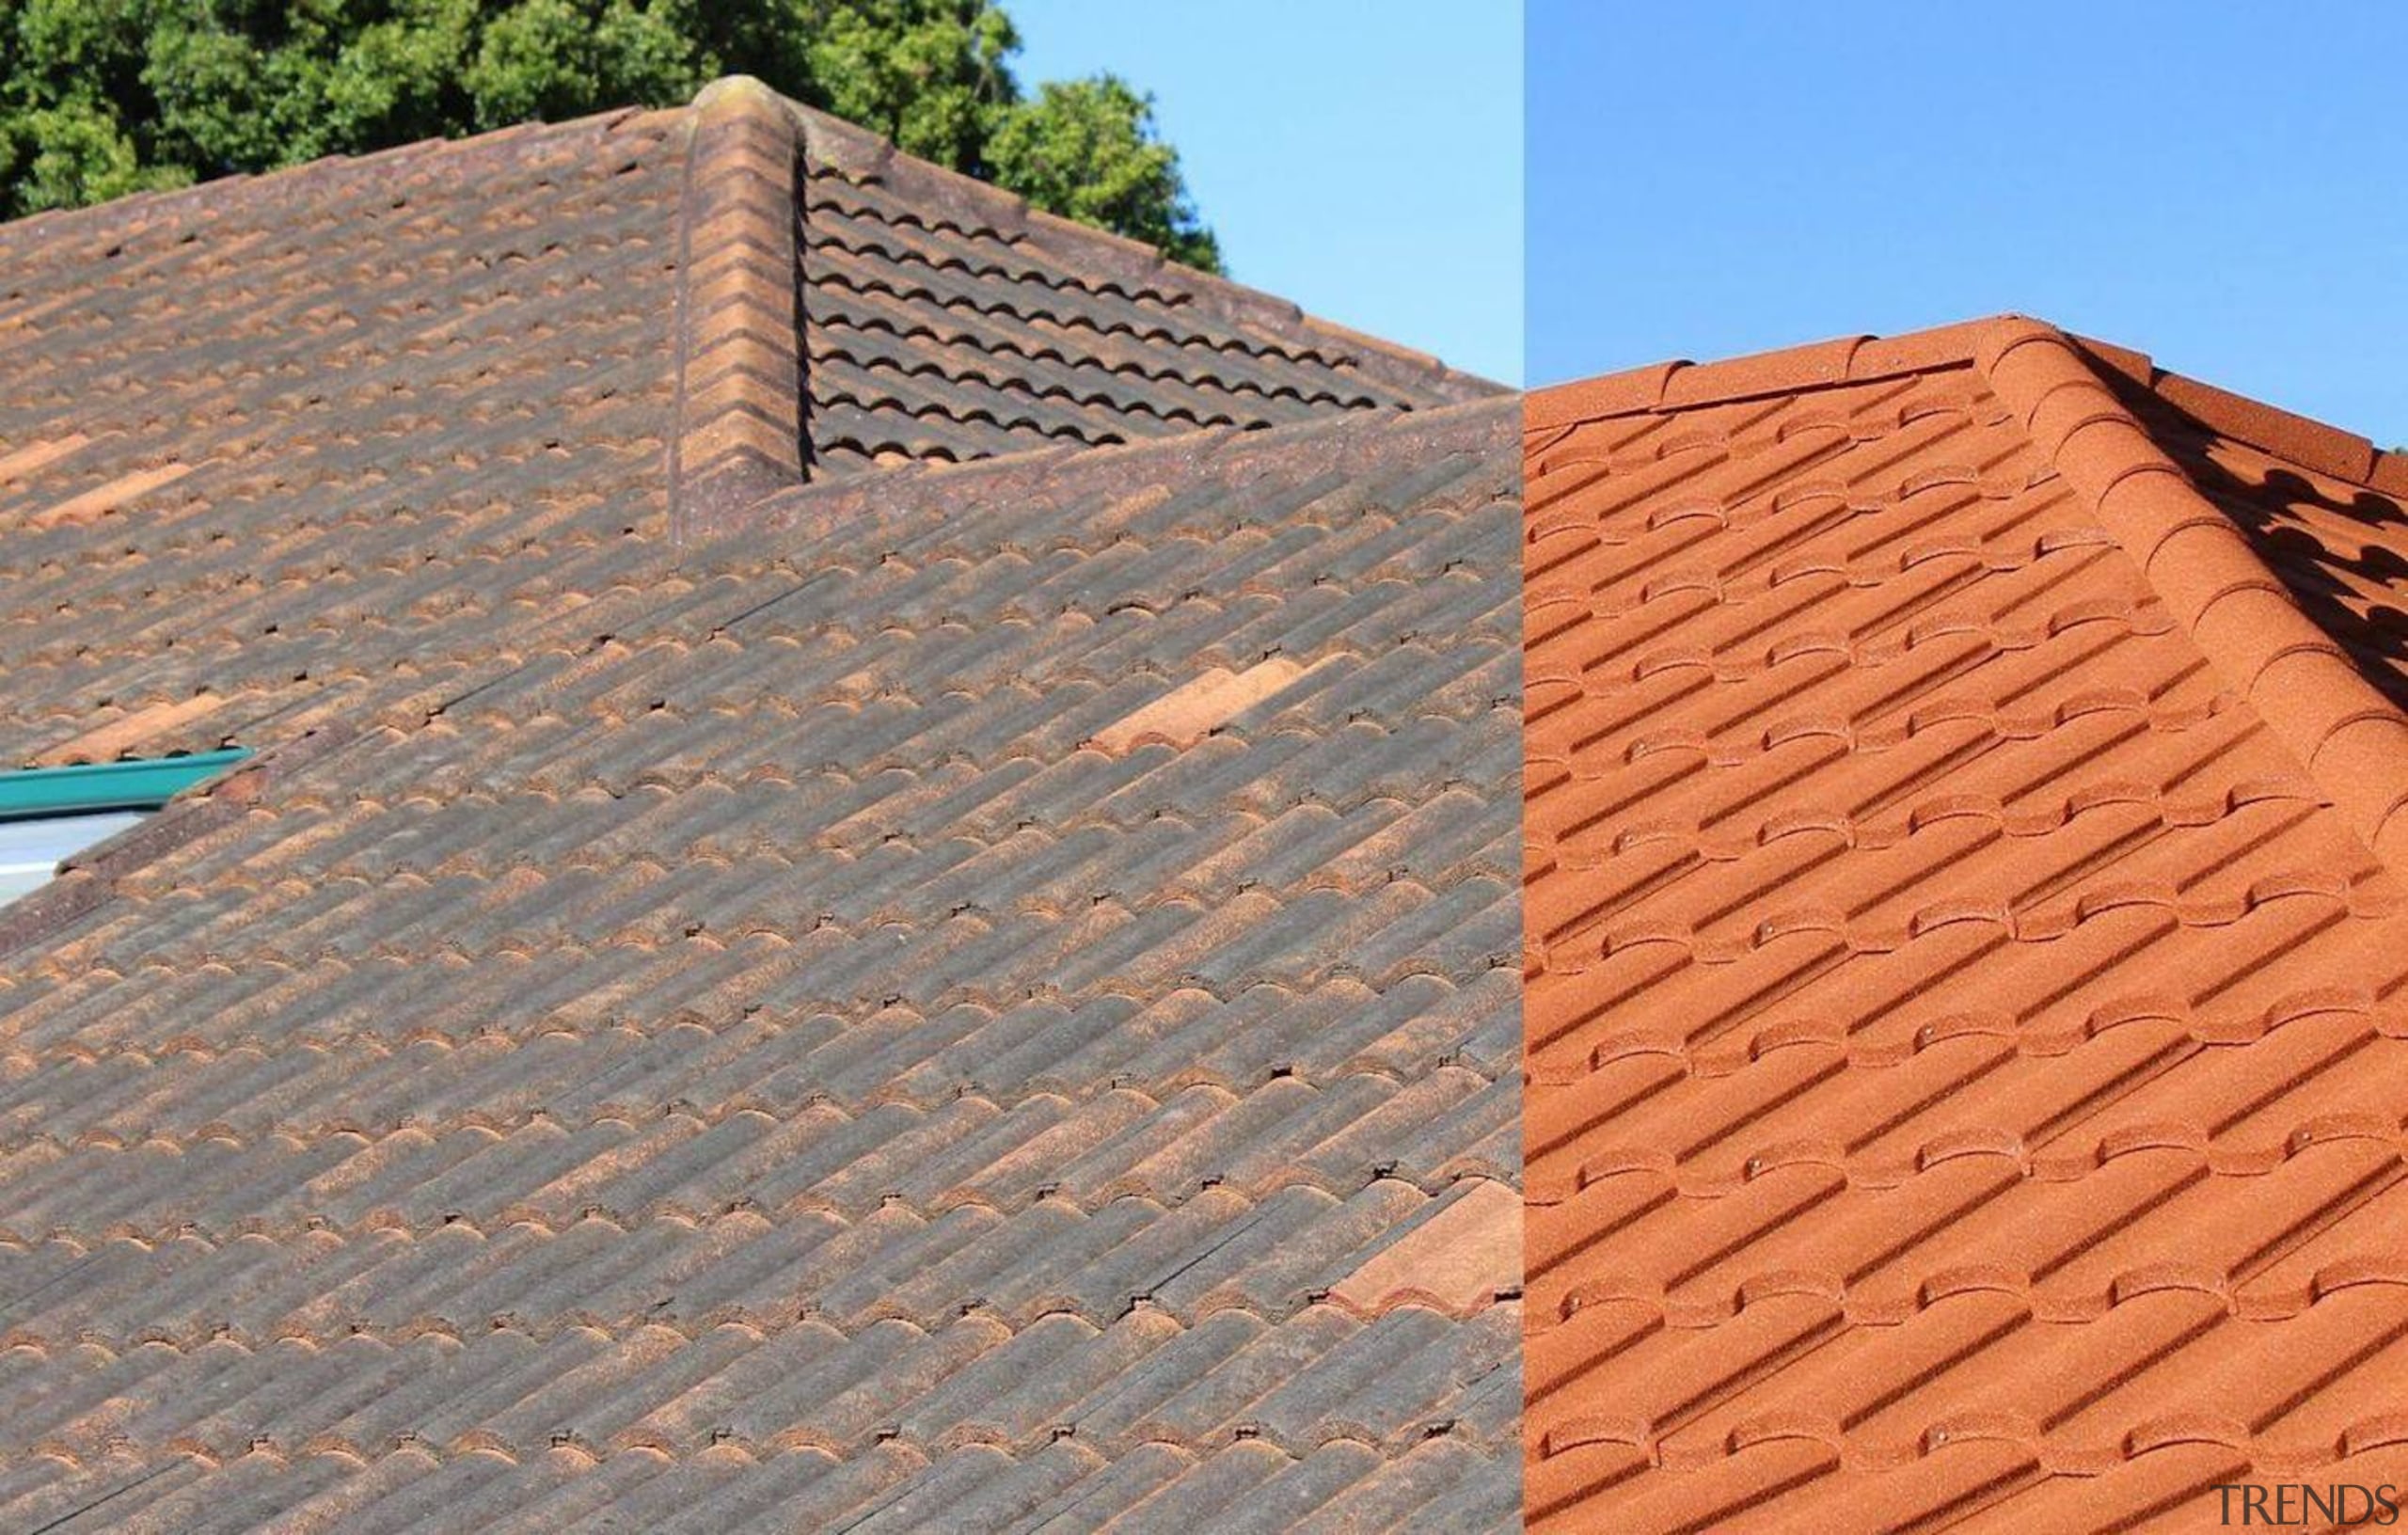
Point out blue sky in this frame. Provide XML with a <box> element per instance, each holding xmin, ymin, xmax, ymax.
<box><xmin>1011</xmin><ymin>0</ymin><xmax>1524</xmax><ymax>385</ymax></box>
<box><xmin>1529</xmin><ymin>1</ymin><xmax>2408</xmax><ymax>440</ymax></box>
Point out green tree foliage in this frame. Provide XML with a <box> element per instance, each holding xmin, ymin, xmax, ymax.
<box><xmin>0</xmin><ymin>0</ymin><xmax>1222</xmax><ymax>270</ymax></box>
<box><xmin>988</xmin><ymin>75</ymin><xmax>1217</xmax><ymax>273</ymax></box>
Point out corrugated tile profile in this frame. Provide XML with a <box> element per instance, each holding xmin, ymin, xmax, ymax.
<box><xmin>1523</xmin><ymin>313</ymin><xmax>2408</xmax><ymax>1532</ymax></box>
<box><xmin>777</xmin><ymin>95</ymin><xmax>1498</xmax><ymax>476</ymax></box>
<box><xmin>0</xmin><ymin>77</ymin><xmax>1521</xmax><ymax>1531</ymax></box>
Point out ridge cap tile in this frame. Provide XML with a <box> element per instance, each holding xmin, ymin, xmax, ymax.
<box><xmin>1972</xmin><ymin>316</ymin><xmax>2408</xmax><ymax>870</ymax></box>
<box><xmin>1524</xmin><ymin>316</ymin><xmax>2020</xmax><ymax>435</ymax></box>
<box><xmin>668</xmin><ymin>75</ymin><xmax>807</xmax><ymax>542</ymax></box>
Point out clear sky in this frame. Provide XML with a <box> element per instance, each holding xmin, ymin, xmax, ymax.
<box><xmin>1010</xmin><ymin>0</ymin><xmax>1524</xmax><ymax>385</ymax></box>
<box><xmin>1529</xmin><ymin>1</ymin><xmax>2408</xmax><ymax>442</ymax></box>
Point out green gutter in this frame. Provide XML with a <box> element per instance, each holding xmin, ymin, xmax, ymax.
<box><xmin>0</xmin><ymin>748</ymin><xmax>253</xmax><ymax>822</ymax></box>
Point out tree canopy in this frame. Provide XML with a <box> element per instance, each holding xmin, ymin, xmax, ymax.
<box><xmin>0</xmin><ymin>0</ymin><xmax>1221</xmax><ymax>271</ymax></box>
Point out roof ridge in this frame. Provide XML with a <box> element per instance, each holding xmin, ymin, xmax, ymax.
<box><xmin>770</xmin><ymin>89</ymin><xmax>1500</xmax><ymax>407</ymax></box>
<box><xmin>0</xmin><ymin>107</ymin><xmax>663</xmax><ymax>254</ymax></box>
<box><xmin>2071</xmin><ymin>334</ymin><xmax>2408</xmax><ymax>495</ymax></box>
<box><xmin>1528</xmin><ymin>313</ymin><xmax>2408</xmax><ymax>868</ymax></box>
<box><xmin>660</xmin><ymin>74</ymin><xmax>1501</xmax><ymax>542</ymax></box>
<box><xmin>1970</xmin><ymin>317</ymin><xmax>2408</xmax><ymax>872</ymax></box>
<box><xmin>1521</xmin><ymin>317</ymin><xmax>2003</xmax><ymax>433</ymax></box>
<box><xmin>668</xmin><ymin>77</ymin><xmax>807</xmax><ymax>543</ymax></box>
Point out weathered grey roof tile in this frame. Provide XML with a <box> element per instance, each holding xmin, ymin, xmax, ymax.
<box><xmin>0</xmin><ymin>81</ymin><xmax>1516</xmax><ymax>1520</ymax></box>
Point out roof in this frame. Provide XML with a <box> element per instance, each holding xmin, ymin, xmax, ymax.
<box><xmin>0</xmin><ymin>81</ymin><xmax>1521</xmax><ymax>1529</ymax></box>
<box><xmin>1522</xmin><ymin>315</ymin><xmax>2408</xmax><ymax>1531</ymax></box>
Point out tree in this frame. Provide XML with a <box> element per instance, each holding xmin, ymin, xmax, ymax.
<box><xmin>0</xmin><ymin>0</ymin><xmax>1222</xmax><ymax>272</ymax></box>
<box><xmin>988</xmin><ymin>75</ymin><xmax>1218</xmax><ymax>274</ymax></box>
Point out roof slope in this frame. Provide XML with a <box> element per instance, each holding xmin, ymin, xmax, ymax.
<box><xmin>0</xmin><ymin>78</ymin><xmax>1492</xmax><ymax>568</ymax></box>
<box><xmin>1522</xmin><ymin>317</ymin><xmax>2408</xmax><ymax>1532</ymax></box>
<box><xmin>0</xmin><ymin>78</ymin><xmax>1490</xmax><ymax>774</ymax></box>
<box><xmin>0</xmin><ymin>87</ymin><xmax>1521</xmax><ymax>1531</ymax></box>
<box><xmin>776</xmin><ymin>89</ymin><xmax>1497</xmax><ymax>474</ymax></box>
<box><xmin>0</xmin><ymin>403</ymin><xmax>1524</xmax><ymax>1533</ymax></box>
<box><xmin>0</xmin><ymin>105</ymin><xmax>692</xmax><ymax>767</ymax></box>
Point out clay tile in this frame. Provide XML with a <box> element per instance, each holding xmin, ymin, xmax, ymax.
<box><xmin>1916</xmin><ymin>1129</ymin><xmax>2023</xmax><ymax>1167</ymax></box>
<box><xmin>1748</xmin><ymin>1020</ymin><xmax>1847</xmax><ymax>1058</ymax></box>
<box><xmin>2339</xmin><ymin>1416</ymin><xmax>2408</xmax><ymax>1457</ymax></box>
<box><xmin>2143</xmin><ymin>529</ymin><xmax>2291</xmax><ymax>632</ymax></box>
<box><xmin>2374</xmin><ymin>805</ymin><xmax>2408</xmax><ymax>869</ymax></box>
<box><xmin>2119</xmin><ymin>1414</ymin><xmax>2252</xmax><ymax>1460</ymax></box>
<box><xmin>1922</xmin><ymin>1408</ymin><xmax>2041</xmax><ymax>1451</ymax></box>
<box><xmin>2096</xmin><ymin>1120</ymin><xmax>2208</xmax><ymax>1161</ymax></box>
<box><xmin>1327</xmin><ymin>1178</ymin><xmax>1517</xmax><ymax>1316</ymax></box>
<box><xmin>1897</xmin><ymin>465</ymin><xmax>1980</xmax><ymax>499</ymax></box>
<box><xmin>2109</xmin><ymin>1263</ymin><xmax>2227</xmax><ymax>1305</ymax></box>
<box><xmin>1723</xmin><ymin>1411</ymin><xmax>1844</xmax><ymax>1455</ymax></box>
<box><xmin>0</xmin><ymin>433</ymin><xmax>92</xmax><ymax>484</ymax></box>
<box><xmin>2310</xmin><ymin>713</ymin><xmax>2408</xmax><ymax>799</ymax></box>
<box><xmin>1774</xmin><ymin>409</ymin><xmax>1854</xmax><ymax>443</ymax></box>
<box><xmin>2258</xmin><ymin>648</ymin><xmax>2391</xmax><ymax>745</ymax></box>
<box><xmin>1088</xmin><ymin>657</ymin><xmax>1314</xmax><ymax>753</ymax></box>
<box><xmin>1919</xmin><ymin>1264</ymin><xmax>2027</xmax><ymax>1305</ymax></box>
<box><xmin>1769</xmin><ymin>479</ymin><xmax>1854</xmax><ymax>514</ymax></box>
<box><xmin>2312</xmin><ymin>1258</ymin><xmax>2408</xmax><ymax>1301</ymax></box>
<box><xmin>1970</xmin><ymin>315</ymin><xmax>2071</xmax><ymax>380</ymax></box>
<box><xmin>1543</xmin><ymin>1412</ymin><xmax>1651</xmax><ymax>1455</ymax></box>
<box><xmin>2288</xmin><ymin>1111</ymin><xmax>2398</xmax><ymax>1152</ymax></box>
<box><xmin>1645</xmin><ymin>497</ymin><xmax>1730</xmax><ymax>532</ymax></box>
<box><xmin>2040</xmin><ymin>407</ymin><xmax>2167</xmax><ymax>494</ymax></box>
<box><xmin>1758</xmin><ymin>809</ymin><xmax>1851</xmax><ymax>847</ymax></box>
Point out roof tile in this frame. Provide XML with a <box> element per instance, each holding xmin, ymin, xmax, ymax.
<box><xmin>1524</xmin><ymin>313</ymin><xmax>2408</xmax><ymax>1531</ymax></box>
<box><xmin>0</xmin><ymin>81</ymin><xmax>1518</xmax><ymax>1528</ymax></box>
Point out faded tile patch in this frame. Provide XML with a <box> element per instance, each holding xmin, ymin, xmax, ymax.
<box><xmin>1089</xmin><ymin>657</ymin><xmax>1314</xmax><ymax>753</ymax></box>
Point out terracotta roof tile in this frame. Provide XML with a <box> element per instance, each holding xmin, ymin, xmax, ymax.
<box><xmin>0</xmin><ymin>81</ymin><xmax>1518</xmax><ymax>1527</ymax></box>
<box><xmin>772</xmin><ymin>86</ymin><xmax>1495</xmax><ymax>483</ymax></box>
<box><xmin>1524</xmin><ymin>313</ymin><xmax>2408</xmax><ymax>1531</ymax></box>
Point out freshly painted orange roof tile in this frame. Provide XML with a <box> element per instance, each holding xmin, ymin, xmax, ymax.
<box><xmin>1525</xmin><ymin>314</ymin><xmax>2408</xmax><ymax>1531</ymax></box>
<box><xmin>1330</xmin><ymin>1175</ymin><xmax>1521</xmax><ymax>1316</ymax></box>
<box><xmin>1089</xmin><ymin>657</ymin><xmax>1313</xmax><ymax>753</ymax></box>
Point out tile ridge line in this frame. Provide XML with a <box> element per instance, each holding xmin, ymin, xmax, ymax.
<box><xmin>666</xmin><ymin>76</ymin><xmax>808</xmax><ymax>546</ymax></box>
<box><xmin>1520</xmin><ymin>316</ymin><xmax>2011</xmax><ymax>435</ymax></box>
<box><xmin>2070</xmin><ymin>332</ymin><xmax>2408</xmax><ymax>494</ymax></box>
<box><xmin>660</xmin><ymin>71</ymin><xmax>1509</xmax><ymax>547</ymax></box>
<box><xmin>0</xmin><ymin>106</ymin><xmax>663</xmax><ymax>250</ymax></box>
<box><xmin>1972</xmin><ymin>316</ymin><xmax>2408</xmax><ymax>871</ymax></box>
